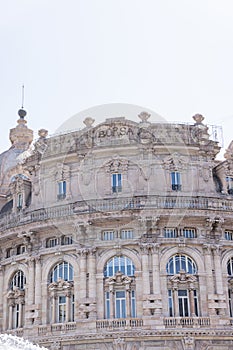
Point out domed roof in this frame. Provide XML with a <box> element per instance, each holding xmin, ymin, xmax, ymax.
<box><xmin>0</xmin><ymin>109</ymin><xmax>33</xmax><ymax>195</ymax></box>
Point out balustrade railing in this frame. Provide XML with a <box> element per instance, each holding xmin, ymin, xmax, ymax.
<box><xmin>96</xmin><ymin>318</ymin><xmax>143</xmax><ymax>329</ymax></box>
<box><xmin>163</xmin><ymin>317</ymin><xmax>210</xmax><ymax>328</ymax></box>
<box><xmin>0</xmin><ymin>195</ymin><xmax>233</xmax><ymax>230</ymax></box>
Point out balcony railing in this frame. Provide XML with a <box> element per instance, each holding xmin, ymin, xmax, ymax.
<box><xmin>96</xmin><ymin>318</ymin><xmax>143</xmax><ymax>329</ymax></box>
<box><xmin>164</xmin><ymin>317</ymin><xmax>210</xmax><ymax>328</ymax></box>
<box><xmin>0</xmin><ymin>195</ymin><xmax>233</xmax><ymax>230</ymax></box>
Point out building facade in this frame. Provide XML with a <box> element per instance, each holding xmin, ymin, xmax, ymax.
<box><xmin>1</xmin><ymin>107</ymin><xmax>233</xmax><ymax>350</ymax></box>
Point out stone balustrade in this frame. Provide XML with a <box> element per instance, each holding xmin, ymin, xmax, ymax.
<box><xmin>163</xmin><ymin>316</ymin><xmax>210</xmax><ymax>328</ymax></box>
<box><xmin>0</xmin><ymin>195</ymin><xmax>233</xmax><ymax>231</ymax></box>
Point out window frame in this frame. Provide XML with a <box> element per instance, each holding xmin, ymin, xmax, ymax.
<box><xmin>171</xmin><ymin>171</ymin><xmax>182</xmax><ymax>191</ymax></box>
<box><xmin>111</xmin><ymin>173</ymin><xmax>122</xmax><ymax>193</ymax></box>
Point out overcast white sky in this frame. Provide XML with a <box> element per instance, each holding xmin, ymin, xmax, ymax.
<box><xmin>1</xmin><ymin>0</ymin><xmax>233</xmax><ymax>158</ymax></box>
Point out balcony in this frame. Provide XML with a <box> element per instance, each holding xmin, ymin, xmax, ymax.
<box><xmin>0</xmin><ymin>195</ymin><xmax>233</xmax><ymax>231</ymax></box>
<box><xmin>163</xmin><ymin>316</ymin><xmax>210</xmax><ymax>328</ymax></box>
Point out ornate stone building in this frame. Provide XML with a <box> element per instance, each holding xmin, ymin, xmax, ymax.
<box><xmin>1</xmin><ymin>106</ymin><xmax>233</xmax><ymax>350</ymax></box>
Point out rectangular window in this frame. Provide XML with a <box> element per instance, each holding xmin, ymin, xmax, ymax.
<box><xmin>105</xmin><ymin>291</ymin><xmax>110</xmax><ymax>319</ymax></box>
<box><xmin>57</xmin><ymin>181</ymin><xmax>66</xmax><ymax>200</ymax></box>
<box><xmin>58</xmin><ymin>296</ymin><xmax>66</xmax><ymax>323</ymax></box>
<box><xmin>225</xmin><ymin>231</ymin><xmax>233</xmax><ymax>241</ymax></box>
<box><xmin>168</xmin><ymin>289</ymin><xmax>174</xmax><ymax>316</ymax></box>
<box><xmin>47</xmin><ymin>238</ymin><xmax>58</xmax><ymax>248</ymax></box>
<box><xmin>112</xmin><ymin>174</ymin><xmax>122</xmax><ymax>193</ymax></box>
<box><xmin>71</xmin><ymin>294</ymin><xmax>75</xmax><ymax>322</ymax></box>
<box><xmin>17</xmin><ymin>193</ymin><xmax>23</xmax><ymax>209</ymax></box>
<box><xmin>103</xmin><ymin>230</ymin><xmax>115</xmax><ymax>241</ymax></box>
<box><xmin>226</xmin><ymin>176</ymin><xmax>233</xmax><ymax>194</ymax></box>
<box><xmin>194</xmin><ymin>290</ymin><xmax>199</xmax><ymax>316</ymax></box>
<box><xmin>164</xmin><ymin>228</ymin><xmax>177</xmax><ymax>238</ymax></box>
<box><xmin>14</xmin><ymin>304</ymin><xmax>20</xmax><ymax>329</ymax></box>
<box><xmin>62</xmin><ymin>235</ymin><xmax>73</xmax><ymax>245</ymax></box>
<box><xmin>121</xmin><ymin>229</ymin><xmax>133</xmax><ymax>239</ymax></box>
<box><xmin>183</xmin><ymin>228</ymin><xmax>196</xmax><ymax>238</ymax></box>
<box><xmin>229</xmin><ymin>289</ymin><xmax>233</xmax><ymax>317</ymax></box>
<box><xmin>17</xmin><ymin>245</ymin><xmax>26</xmax><ymax>255</ymax></box>
<box><xmin>171</xmin><ymin>172</ymin><xmax>182</xmax><ymax>191</ymax></box>
<box><xmin>115</xmin><ymin>291</ymin><xmax>126</xmax><ymax>318</ymax></box>
<box><xmin>178</xmin><ymin>290</ymin><xmax>189</xmax><ymax>317</ymax></box>
<box><xmin>131</xmin><ymin>290</ymin><xmax>136</xmax><ymax>318</ymax></box>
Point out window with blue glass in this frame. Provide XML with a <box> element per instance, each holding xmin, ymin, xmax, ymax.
<box><xmin>104</xmin><ymin>255</ymin><xmax>136</xmax><ymax>319</ymax></box>
<box><xmin>49</xmin><ymin>261</ymin><xmax>73</xmax><ymax>283</ymax></box>
<box><xmin>57</xmin><ymin>181</ymin><xmax>66</xmax><ymax>199</ymax></box>
<box><xmin>166</xmin><ymin>254</ymin><xmax>197</xmax><ymax>275</ymax></box>
<box><xmin>171</xmin><ymin>172</ymin><xmax>182</xmax><ymax>191</ymax></box>
<box><xmin>166</xmin><ymin>254</ymin><xmax>199</xmax><ymax>317</ymax></box>
<box><xmin>104</xmin><ymin>256</ymin><xmax>135</xmax><ymax>277</ymax></box>
<box><xmin>112</xmin><ymin>173</ymin><xmax>122</xmax><ymax>193</ymax></box>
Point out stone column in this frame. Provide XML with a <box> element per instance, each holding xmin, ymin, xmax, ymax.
<box><xmin>151</xmin><ymin>244</ymin><xmax>161</xmax><ymax>295</ymax></box>
<box><xmin>173</xmin><ymin>287</ymin><xmax>179</xmax><ymax>317</ymax></box>
<box><xmin>140</xmin><ymin>245</ymin><xmax>150</xmax><ymax>295</ymax></box>
<box><xmin>88</xmin><ymin>249</ymin><xmax>96</xmax><ymax>300</ymax></box>
<box><xmin>65</xmin><ymin>292</ymin><xmax>71</xmax><ymax>322</ymax></box>
<box><xmin>109</xmin><ymin>289</ymin><xmax>114</xmax><ymax>319</ymax></box>
<box><xmin>35</xmin><ymin>256</ymin><xmax>42</xmax><ymax>321</ymax></box>
<box><xmin>0</xmin><ymin>266</ymin><xmax>3</xmax><ymax>325</ymax></box>
<box><xmin>189</xmin><ymin>288</ymin><xmax>195</xmax><ymax>316</ymax></box>
<box><xmin>8</xmin><ymin>302</ymin><xmax>14</xmax><ymax>329</ymax></box>
<box><xmin>213</xmin><ymin>246</ymin><xmax>223</xmax><ymax>295</ymax></box>
<box><xmin>52</xmin><ymin>295</ymin><xmax>57</xmax><ymax>323</ymax></box>
<box><xmin>35</xmin><ymin>259</ymin><xmax>41</xmax><ymax>293</ymax></box>
<box><xmin>203</xmin><ymin>245</ymin><xmax>214</xmax><ymax>295</ymax></box>
<box><xmin>79</xmin><ymin>249</ymin><xmax>87</xmax><ymax>300</ymax></box>
<box><xmin>27</xmin><ymin>258</ymin><xmax>35</xmax><ymax>305</ymax></box>
<box><xmin>18</xmin><ymin>301</ymin><xmax>23</xmax><ymax>328</ymax></box>
<box><xmin>126</xmin><ymin>288</ymin><xmax>131</xmax><ymax>318</ymax></box>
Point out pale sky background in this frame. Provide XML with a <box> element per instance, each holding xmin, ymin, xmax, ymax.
<box><xmin>1</xmin><ymin>0</ymin><xmax>233</xmax><ymax>158</ymax></box>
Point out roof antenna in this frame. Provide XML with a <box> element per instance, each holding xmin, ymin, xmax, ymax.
<box><xmin>18</xmin><ymin>85</ymin><xmax>27</xmax><ymax>119</ymax></box>
<box><xmin>21</xmin><ymin>84</ymin><xmax>24</xmax><ymax>109</ymax></box>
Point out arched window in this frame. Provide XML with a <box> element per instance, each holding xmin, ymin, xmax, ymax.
<box><xmin>227</xmin><ymin>257</ymin><xmax>233</xmax><ymax>316</ymax></box>
<box><xmin>48</xmin><ymin>261</ymin><xmax>74</xmax><ymax>323</ymax></box>
<box><xmin>7</xmin><ymin>270</ymin><xmax>26</xmax><ymax>329</ymax></box>
<box><xmin>166</xmin><ymin>254</ymin><xmax>197</xmax><ymax>275</ymax></box>
<box><xmin>10</xmin><ymin>270</ymin><xmax>26</xmax><ymax>290</ymax></box>
<box><xmin>103</xmin><ymin>256</ymin><xmax>136</xmax><ymax>319</ymax></box>
<box><xmin>104</xmin><ymin>256</ymin><xmax>135</xmax><ymax>277</ymax></box>
<box><xmin>166</xmin><ymin>254</ymin><xmax>199</xmax><ymax>317</ymax></box>
<box><xmin>49</xmin><ymin>261</ymin><xmax>73</xmax><ymax>283</ymax></box>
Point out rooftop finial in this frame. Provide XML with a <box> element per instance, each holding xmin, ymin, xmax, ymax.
<box><xmin>18</xmin><ymin>85</ymin><xmax>27</xmax><ymax>119</ymax></box>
